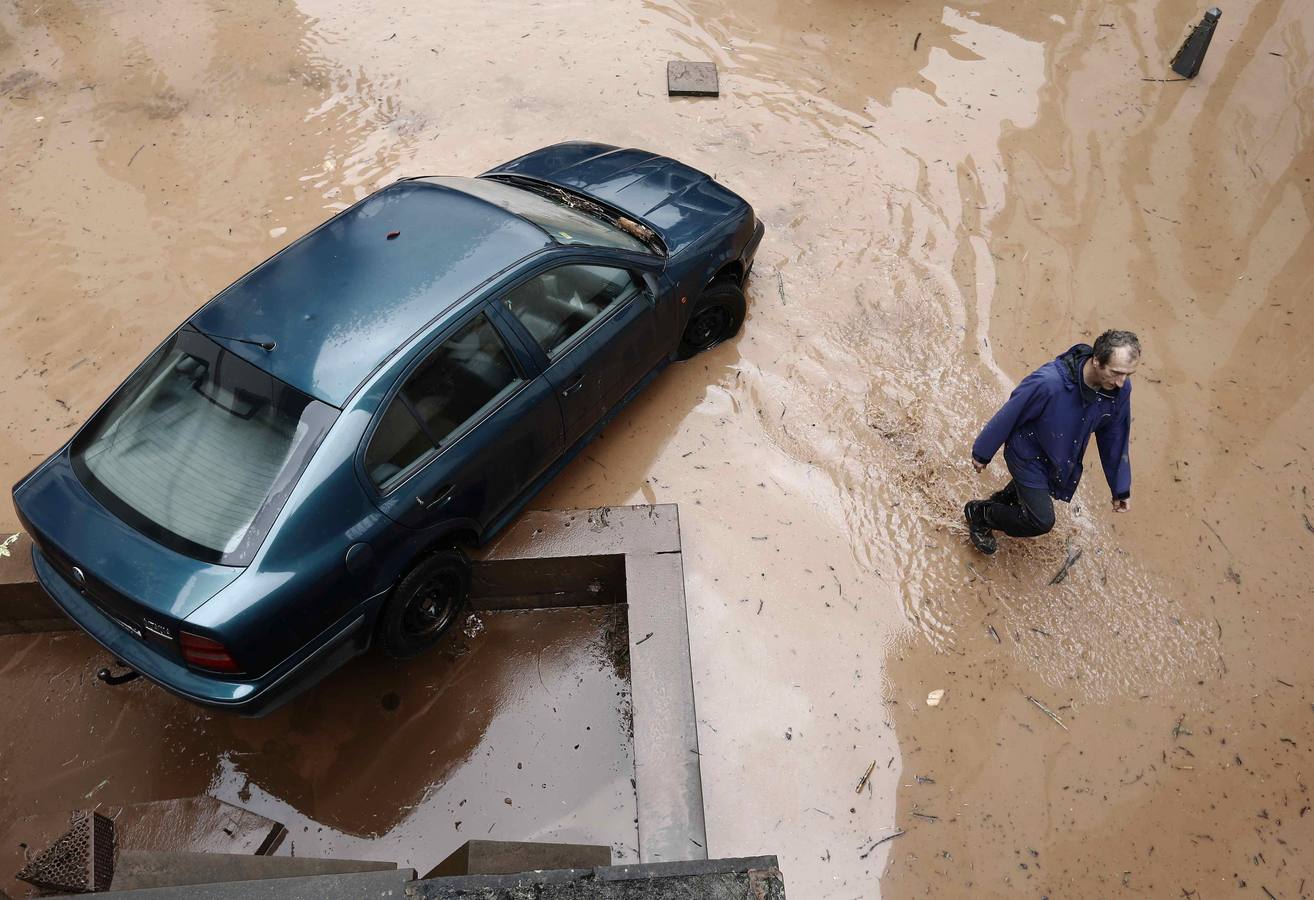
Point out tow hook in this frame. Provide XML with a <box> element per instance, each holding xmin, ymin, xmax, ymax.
<box><xmin>97</xmin><ymin>663</ymin><xmax>140</xmax><ymax>686</ymax></box>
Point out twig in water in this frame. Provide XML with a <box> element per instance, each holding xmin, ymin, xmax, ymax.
<box><xmin>856</xmin><ymin>759</ymin><xmax>877</xmax><ymax>794</ymax></box>
<box><xmin>127</xmin><ymin>144</ymin><xmax>145</xmax><ymax>167</ymax></box>
<box><xmin>1027</xmin><ymin>695</ymin><xmax>1069</xmax><ymax>731</ymax></box>
<box><xmin>1142</xmin><ymin>77</ymin><xmax>1188</xmax><ymax>82</ymax></box>
<box><xmin>987</xmin><ymin>625</ymin><xmax>1001</xmax><ymax>643</ymax></box>
<box><xmin>1172</xmin><ymin>714</ymin><xmax>1193</xmax><ymax>738</ymax></box>
<box><xmin>913</xmin><ymin>32</ymin><xmax>922</xmax><ymax>51</ymax></box>
<box><xmin>859</xmin><ymin>830</ymin><xmax>904</xmax><ymax>859</ymax></box>
<box><xmin>636</xmin><ymin>632</ymin><xmax>654</xmax><ymax>645</ymax></box>
<box><xmin>1048</xmin><ymin>546</ymin><xmax>1082</xmax><ymax>585</ymax></box>
<box><xmin>911</xmin><ymin>811</ymin><xmax>938</xmax><ymax>822</ymax></box>
<box><xmin>1201</xmin><ymin>517</ymin><xmax>1231</xmax><ymax>553</ymax></box>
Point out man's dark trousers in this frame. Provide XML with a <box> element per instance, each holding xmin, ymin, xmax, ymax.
<box><xmin>981</xmin><ymin>459</ymin><xmax>1056</xmax><ymax>537</ymax></box>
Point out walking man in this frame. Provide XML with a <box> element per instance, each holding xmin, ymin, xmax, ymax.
<box><xmin>964</xmin><ymin>330</ymin><xmax>1139</xmax><ymax>554</ymax></box>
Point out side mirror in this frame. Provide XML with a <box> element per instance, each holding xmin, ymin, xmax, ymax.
<box><xmin>640</xmin><ymin>272</ymin><xmax>660</xmax><ymax>304</ymax></box>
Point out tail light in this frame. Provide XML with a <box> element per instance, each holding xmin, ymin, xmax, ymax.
<box><xmin>179</xmin><ymin>631</ymin><xmax>242</xmax><ymax>674</ymax></box>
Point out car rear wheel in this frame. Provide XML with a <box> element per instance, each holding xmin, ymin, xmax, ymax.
<box><xmin>377</xmin><ymin>548</ymin><xmax>471</xmax><ymax>659</ymax></box>
<box><xmin>677</xmin><ymin>281</ymin><xmax>746</xmax><ymax>359</ymax></box>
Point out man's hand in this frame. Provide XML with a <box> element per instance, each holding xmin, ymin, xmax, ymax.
<box><xmin>1112</xmin><ymin>497</ymin><xmax>1131</xmax><ymax>513</ymax></box>
<box><xmin>972</xmin><ymin>458</ymin><xmax>987</xmax><ymax>473</ymax></box>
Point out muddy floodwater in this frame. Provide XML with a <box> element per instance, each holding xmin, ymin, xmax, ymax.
<box><xmin>2</xmin><ymin>0</ymin><xmax>1312</xmax><ymax>897</ymax></box>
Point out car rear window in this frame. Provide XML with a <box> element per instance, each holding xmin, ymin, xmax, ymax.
<box><xmin>71</xmin><ymin>327</ymin><xmax>337</xmax><ymax>565</ymax></box>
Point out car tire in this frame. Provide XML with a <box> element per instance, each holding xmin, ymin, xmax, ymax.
<box><xmin>377</xmin><ymin>548</ymin><xmax>471</xmax><ymax>659</ymax></box>
<box><xmin>677</xmin><ymin>280</ymin><xmax>746</xmax><ymax>359</ymax></box>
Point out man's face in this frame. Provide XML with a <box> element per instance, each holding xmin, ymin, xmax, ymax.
<box><xmin>1092</xmin><ymin>347</ymin><xmax>1139</xmax><ymax>391</ymax></box>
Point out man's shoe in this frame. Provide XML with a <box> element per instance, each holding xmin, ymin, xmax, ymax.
<box><xmin>964</xmin><ymin>501</ymin><xmax>997</xmax><ymax>555</ymax></box>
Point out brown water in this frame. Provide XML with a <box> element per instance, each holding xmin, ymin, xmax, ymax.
<box><xmin>2</xmin><ymin>0</ymin><xmax>1312</xmax><ymax>896</ymax></box>
<box><xmin>0</xmin><ymin>607</ymin><xmax>634</xmax><ymax>897</ymax></box>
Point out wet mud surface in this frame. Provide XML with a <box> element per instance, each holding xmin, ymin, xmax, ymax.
<box><xmin>0</xmin><ymin>608</ymin><xmax>634</xmax><ymax>896</ymax></box>
<box><xmin>2</xmin><ymin>0</ymin><xmax>1313</xmax><ymax>896</ymax></box>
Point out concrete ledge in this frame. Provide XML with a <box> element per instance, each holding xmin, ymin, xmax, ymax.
<box><xmin>52</xmin><ymin>868</ymin><xmax>416</xmax><ymax>900</ymax></box>
<box><xmin>422</xmin><ymin>840</ymin><xmax>610</xmax><ymax>879</ymax></box>
<box><xmin>410</xmin><ymin>856</ymin><xmax>784</xmax><ymax>899</ymax></box>
<box><xmin>469</xmin><ymin>554</ymin><xmax>625</xmax><ymax>611</ymax></box>
<box><xmin>476</xmin><ymin>506</ymin><xmax>705</xmax><ymax>864</ymax></box>
<box><xmin>0</xmin><ymin>532</ymin><xmax>73</xmax><ymax>634</ymax></box>
<box><xmin>111</xmin><ymin>852</ymin><xmax>397</xmax><ymax>892</ymax></box>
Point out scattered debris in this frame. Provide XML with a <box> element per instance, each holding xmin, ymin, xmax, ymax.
<box><xmin>926</xmin><ymin>689</ymin><xmax>946</xmax><ymax>707</ymax></box>
<box><xmin>635</xmin><ymin>631</ymin><xmax>654</xmax><ymax>645</ymax></box>
<box><xmin>914</xmin><ymin>775</ymin><xmax>936</xmax><ymax>784</ymax></box>
<box><xmin>913</xmin><ymin>32</ymin><xmax>922</xmax><ymax>51</ymax></box>
<box><xmin>1173</xmin><ymin>715</ymin><xmax>1193</xmax><ymax>738</ymax></box>
<box><xmin>0</xmin><ymin>533</ymin><xmax>18</xmax><ymax>558</ymax></box>
<box><xmin>987</xmin><ymin>624</ymin><xmax>1001</xmax><ymax>643</ymax></box>
<box><xmin>1303</xmin><ymin>513</ymin><xmax>1313</xmax><ymax>534</ymax></box>
<box><xmin>856</xmin><ymin>759</ymin><xmax>877</xmax><ymax>794</ymax></box>
<box><xmin>1048</xmin><ymin>545</ymin><xmax>1082</xmax><ymax>585</ymax></box>
<box><xmin>911</xmin><ymin>811</ymin><xmax>938</xmax><ymax>822</ymax></box>
<box><xmin>1026</xmin><ymin>695</ymin><xmax>1069</xmax><ymax>731</ymax></box>
<box><xmin>127</xmin><ymin>144</ymin><xmax>145</xmax><ymax>167</ymax></box>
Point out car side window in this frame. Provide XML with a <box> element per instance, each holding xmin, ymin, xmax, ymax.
<box><xmin>502</xmin><ymin>265</ymin><xmax>640</xmax><ymax>357</ymax></box>
<box><xmin>364</xmin><ymin>313</ymin><xmax>521</xmax><ymax>489</ymax></box>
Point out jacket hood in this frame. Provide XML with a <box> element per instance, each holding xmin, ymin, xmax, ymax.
<box><xmin>1058</xmin><ymin>343</ymin><xmax>1094</xmax><ymax>389</ymax></box>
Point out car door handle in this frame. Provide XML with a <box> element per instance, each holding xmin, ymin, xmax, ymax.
<box><xmin>561</xmin><ymin>374</ymin><xmax>585</xmax><ymax>398</ymax></box>
<box><xmin>416</xmin><ymin>484</ymin><xmax>455</xmax><ymax>510</ymax></box>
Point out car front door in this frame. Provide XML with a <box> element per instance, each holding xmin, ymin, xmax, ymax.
<box><xmin>498</xmin><ymin>262</ymin><xmax>663</xmax><ymax>447</ymax></box>
<box><xmin>363</xmin><ymin>307</ymin><xmax>562</xmax><ymax>532</ymax></box>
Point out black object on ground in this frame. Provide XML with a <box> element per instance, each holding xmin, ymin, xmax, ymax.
<box><xmin>1171</xmin><ymin>8</ymin><xmax>1222</xmax><ymax>79</ymax></box>
<box><xmin>16</xmin><ymin>810</ymin><xmax>115</xmax><ymax>893</ymax></box>
<box><xmin>98</xmin><ymin>663</ymin><xmax>141</xmax><ymax>685</ymax></box>
<box><xmin>667</xmin><ymin>61</ymin><xmax>718</xmax><ymax>97</ymax></box>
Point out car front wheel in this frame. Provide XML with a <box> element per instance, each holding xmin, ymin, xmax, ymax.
<box><xmin>677</xmin><ymin>281</ymin><xmax>746</xmax><ymax>359</ymax></box>
<box><xmin>377</xmin><ymin>548</ymin><xmax>471</xmax><ymax>659</ymax></box>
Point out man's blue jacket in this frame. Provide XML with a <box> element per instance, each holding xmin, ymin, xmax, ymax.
<box><xmin>972</xmin><ymin>344</ymin><xmax>1132</xmax><ymax>503</ymax></box>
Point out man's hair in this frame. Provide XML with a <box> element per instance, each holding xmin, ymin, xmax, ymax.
<box><xmin>1093</xmin><ymin>329</ymin><xmax>1141</xmax><ymax>364</ymax></box>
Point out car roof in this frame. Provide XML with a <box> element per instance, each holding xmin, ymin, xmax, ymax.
<box><xmin>189</xmin><ymin>180</ymin><xmax>553</xmax><ymax>406</ymax></box>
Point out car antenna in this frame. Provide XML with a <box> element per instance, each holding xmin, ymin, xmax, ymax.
<box><xmin>206</xmin><ymin>332</ymin><xmax>277</xmax><ymax>352</ymax></box>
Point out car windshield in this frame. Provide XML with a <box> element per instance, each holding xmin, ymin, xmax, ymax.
<box><xmin>71</xmin><ymin>328</ymin><xmax>337</xmax><ymax>564</ymax></box>
<box><xmin>431</xmin><ymin>176</ymin><xmax>660</xmax><ymax>255</ymax></box>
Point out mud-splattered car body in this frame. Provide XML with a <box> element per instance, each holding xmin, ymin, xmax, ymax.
<box><xmin>12</xmin><ymin>142</ymin><xmax>763</xmax><ymax>715</ymax></box>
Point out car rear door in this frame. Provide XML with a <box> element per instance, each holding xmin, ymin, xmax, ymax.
<box><xmin>363</xmin><ymin>305</ymin><xmax>562</xmax><ymax>532</ymax></box>
<box><xmin>497</xmin><ymin>262</ymin><xmax>664</xmax><ymax>447</ymax></box>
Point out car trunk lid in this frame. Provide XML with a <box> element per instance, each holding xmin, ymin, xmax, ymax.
<box><xmin>14</xmin><ymin>452</ymin><xmax>243</xmax><ymax>634</ymax></box>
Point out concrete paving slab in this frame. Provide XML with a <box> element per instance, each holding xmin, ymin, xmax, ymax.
<box><xmin>666</xmin><ymin>61</ymin><xmax>718</xmax><ymax>96</ymax></box>
<box><xmin>51</xmin><ymin>867</ymin><xmax>416</xmax><ymax>899</ymax></box>
<box><xmin>111</xmin><ymin>851</ymin><xmax>396</xmax><ymax>892</ymax></box>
